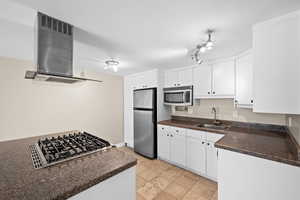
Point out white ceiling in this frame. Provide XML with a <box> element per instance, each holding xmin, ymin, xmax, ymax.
<box><xmin>3</xmin><ymin>0</ymin><xmax>300</xmax><ymax>75</ymax></box>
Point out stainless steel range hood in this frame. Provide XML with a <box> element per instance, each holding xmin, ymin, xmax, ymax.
<box><xmin>25</xmin><ymin>12</ymin><xmax>101</xmax><ymax>83</ymax></box>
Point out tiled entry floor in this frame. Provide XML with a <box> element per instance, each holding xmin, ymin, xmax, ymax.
<box><xmin>119</xmin><ymin>147</ymin><xmax>218</xmax><ymax>200</ymax></box>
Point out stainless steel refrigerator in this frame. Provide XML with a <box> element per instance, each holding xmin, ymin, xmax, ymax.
<box><xmin>133</xmin><ymin>88</ymin><xmax>157</xmax><ymax>159</ymax></box>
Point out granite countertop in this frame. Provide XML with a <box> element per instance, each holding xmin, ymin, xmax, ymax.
<box><xmin>0</xmin><ymin>131</ymin><xmax>137</xmax><ymax>200</ymax></box>
<box><xmin>158</xmin><ymin>116</ymin><xmax>300</xmax><ymax>167</ymax></box>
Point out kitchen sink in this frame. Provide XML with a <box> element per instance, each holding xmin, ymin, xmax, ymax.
<box><xmin>197</xmin><ymin>123</ymin><xmax>229</xmax><ymax>130</ymax></box>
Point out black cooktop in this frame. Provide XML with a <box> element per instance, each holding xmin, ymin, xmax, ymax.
<box><xmin>31</xmin><ymin>132</ymin><xmax>111</xmax><ymax>168</ymax></box>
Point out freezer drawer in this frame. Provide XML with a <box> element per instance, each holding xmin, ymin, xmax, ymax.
<box><xmin>134</xmin><ymin>89</ymin><xmax>154</xmax><ymax>109</ymax></box>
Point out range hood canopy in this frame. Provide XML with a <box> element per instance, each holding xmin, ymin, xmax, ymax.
<box><xmin>25</xmin><ymin>12</ymin><xmax>102</xmax><ymax>84</ymax></box>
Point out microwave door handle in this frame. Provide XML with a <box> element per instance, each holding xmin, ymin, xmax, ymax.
<box><xmin>183</xmin><ymin>92</ymin><xmax>186</xmax><ymax>103</ymax></box>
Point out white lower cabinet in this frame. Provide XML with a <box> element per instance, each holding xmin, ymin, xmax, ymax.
<box><xmin>186</xmin><ymin>137</ymin><xmax>206</xmax><ymax>174</ymax></box>
<box><xmin>170</xmin><ymin>129</ymin><xmax>186</xmax><ymax>167</ymax></box>
<box><xmin>157</xmin><ymin>125</ymin><xmax>171</xmax><ymax>160</ymax></box>
<box><xmin>158</xmin><ymin>125</ymin><xmax>224</xmax><ymax>182</ymax></box>
<box><xmin>206</xmin><ymin>141</ymin><xmax>218</xmax><ymax>180</ymax></box>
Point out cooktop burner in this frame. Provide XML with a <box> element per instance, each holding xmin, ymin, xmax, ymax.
<box><xmin>30</xmin><ymin>132</ymin><xmax>112</xmax><ymax>169</ymax></box>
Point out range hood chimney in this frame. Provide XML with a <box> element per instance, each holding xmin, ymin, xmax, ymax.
<box><xmin>25</xmin><ymin>12</ymin><xmax>101</xmax><ymax>83</ymax></box>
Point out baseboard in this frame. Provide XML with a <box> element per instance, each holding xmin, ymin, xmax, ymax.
<box><xmin>114</xmin><ymin>142</ymin><xmax>126</xmax><ymax>148</ymax></box>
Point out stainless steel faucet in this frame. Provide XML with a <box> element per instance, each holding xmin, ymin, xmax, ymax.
<box><xmin>212</xmin><ymin>107</ymin><xmax>217</xmax><ymax>123</ymax></box>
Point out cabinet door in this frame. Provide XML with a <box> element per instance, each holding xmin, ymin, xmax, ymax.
<box><xmin>158</xmin><ymin>125</ymin><xmax>170</xmax><ymax>160</ymax></box>
<box><xmin>170</xmin><ymin>129</ymin><xmax>186</xmax><ymax>166</ymax></box>
<box><xmin>124</xmin><ymin>76</ymin><xmax>135</xmax><ymax>147</ymax></box>
<box><xmin>178</xmin><ymin>68</ymin><xmax>193</xmax><ymax>86</ymax></box>
<box><xmin>253</xmin><ymin>13</ymin><xmax>300</xmax><ymax>114</ymax></box>
<box><xmin>131</xmin><ymin>75</ymin><xmax>140</xmax><ymax>90</ymax></box>
<box><xmin>236</xmin><ymin>53</ymin><xmax>253</xmax><ymax>107</ymax></box>
<box><xmin>165</xmin><ymin>70</ymin><xmax>178</xmax><ymax>87</ymax></box>
<box><xmin>206</xmin><ymin>141</ymin><xmax>218</xmax><ymax>181</ymax></box>
<box><xmin>143</xmin><ymin>70</ymin><xmax>158</xmax><ymax>88</ymax></box>
<box><xmin>212</xmin><ymin>60</ymin><xmax>235</xmax><ymax>97</ymax></box>
<box><xmin>193</xmin><ymin>65</ymin><xmax>212</xmax><ymax>98</ymax></box>
<box><xmin>186</xmin><ymin>137</ymin><xmax>206</xmax><ymax>175</ymax></box>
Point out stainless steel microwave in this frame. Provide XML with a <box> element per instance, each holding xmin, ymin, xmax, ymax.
<box><xmin>163</xmin><ymin>86</ymin><xmax>193</xmax><ymax>106</ymax></box>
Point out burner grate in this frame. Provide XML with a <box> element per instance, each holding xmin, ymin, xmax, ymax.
<box><xmin>30</xmin><ymin>132</ymin><xmax>112</xmax><ymax>169</ymax></box>
<box><xmin>29</xmin><ymin>145</ymin><xmax>43</xmax><ymax>169</ymax></box>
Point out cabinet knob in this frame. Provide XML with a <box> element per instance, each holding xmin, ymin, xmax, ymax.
<box><xmin>235</xmin><ymin>100</ymin><xmax>238</xmax><ymax>103</ymax></box>
<box><xmin>208</xmin><ymin>92</ymin><xmax>210</xmax><ymax>94</ymax></box>
<box><xmin>176</xmin><ymin>130</ymin><xmax>179</xmax><ymax>133</ymax></box>
<box><xmin>171</xmin><ymin>135</ymin><xmax>173</xmax><ymax>137</ymax></box>
<box><xmin>212</xmin><ymin>91</ymin><xmax>216</xmax><ymax>94</ymax></box>
<box><xmin>207</xmin><ymin>143</ymin><xmax>210</xmax><ymax>146</ymax></box>
<box><xmin>167</xmin><ymin>134</ymin><xmax>169</xmax><ymax>136</ymax></box>
<box><xmin>251</xmin><ymin>100</ymin><xmax>254</xmax><ymax>103</ymax></box>
<box><xmin>202</xmin><ymin>141</ymin><xmax>205</xmax><ymax>144</ymax></box>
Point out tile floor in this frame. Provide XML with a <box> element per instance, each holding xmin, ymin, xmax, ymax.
<box><xmin>119</xmin><ymin>147</ymin><xmax>218</xmax><ymax>200</ymax></box>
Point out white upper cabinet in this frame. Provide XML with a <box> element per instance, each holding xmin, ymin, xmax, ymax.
<box><xmin>193</xmin><ymin>64</ymin><xmax>212</xmax><ymax>98</ymax></box>
<box><xmin>165</xmin><ymin>70</ymin><xmax>178</xmax><ymax>87</ymax></box>
<box><xmin>132</xmin><ymin>69</ymin><xmax>158</xmax><ymax>90</ymax></box>
<box><xmin>165</xmin><ymin>68</ymin><xmax>193</xmax><ymax>87</ymax></box>
<box><xmin>143</xmin><ymin>70</ymin><xmax>158</xmax><ymax>88</ymax></box>
<box><xmin>253</xmin><ymin>11</ymin><xmax>300</xmax><ymax>114</ymax></box>
<box><xmin>212</xmin><ymin>59</ymin><xmax>235</xmax><ymax>97</ymax></box>
<box><xmin>235</xmin><ymin>51</ymin><xmax>253</xmax><ymax>108</ymax></box>
<box><xmin>178</xmin><ymin>68</ymin><xmax>193</xmax><ymax>86</ymax></box>
<box><xmin>193</xmin><ymin>59</ymin><xmax>235</xmax><ymax>99</ymax></box>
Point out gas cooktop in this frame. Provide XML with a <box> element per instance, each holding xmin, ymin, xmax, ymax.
<box><xmin>30</xmin><ymin>131</ymin><xmax>112</xmax><ymax>169</ymax></box>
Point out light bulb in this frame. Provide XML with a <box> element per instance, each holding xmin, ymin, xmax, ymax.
<box><xmin>207</xmin><ymin>46</ymin><xmax>212</xmax><ymax>50</ymax></box>
<box><xmin>200</xmin><ymin>46</ymin><xmax>206</xmax><ymax>53</ymax></box>
<box><xmin>206</xmin><ymin>41</ymin><xmax>213</xmax><ymax>47</ymax></box>
<box><xmin>113</xmin><ymin>65</ymin><xmax>118</xmax><ymax>72</ymax></box>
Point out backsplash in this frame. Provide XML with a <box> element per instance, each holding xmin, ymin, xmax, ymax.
<box><xmin>172</xmin><ymin>99</ymin><xmax>286</xmax><ymax>125</ymax></box>
<box><xmin>288</xmin><ymin>115</ymin><xmax>300</xmax><ymax>146</ymax></box>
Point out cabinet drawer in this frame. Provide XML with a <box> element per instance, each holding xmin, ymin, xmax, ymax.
<box><xmin>186</xmin><ymin>129</ymin><xmax>207</xmax><ymax>140</ymax></box>
<box><xmin>171</xmin><ymin>127</ymin><xmax>186</xmax><ymax>136</ymax></box>
<box><xmin>158</xmin><ymin>125</ymin><xmax>171</xmax><ymax>132</ymax></box>
<box><xmin>206</xmin><ymin>132</ymin><xmax>224</xmax><ymax>143</ymax></box>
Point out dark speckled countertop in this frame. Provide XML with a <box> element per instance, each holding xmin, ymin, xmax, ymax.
<box><xmin>158</xmin><ymin>116</ymin><xmax>300</xmax><ymax>167</ymax></box>
<box><xmin>0</xmin><ymin>131</ymin><xmax>137</xmax><ymax>200</ymax></box>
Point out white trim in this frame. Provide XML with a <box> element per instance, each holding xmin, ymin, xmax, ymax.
<box><xmin>194</xmin><ymin>96</ymin><xmax>235</xmax><ymax>99</ymax></box>
<box><xmin>158</xmin><ymin>157</ymin><xmax>217</xmax><ymax>182</ymax></box>
<box><xmin>114</xmin><ymin>142</ymin><xmax>126</xmax><ymax>148</ymax></box>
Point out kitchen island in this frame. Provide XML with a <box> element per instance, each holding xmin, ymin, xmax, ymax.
<box><xmin>0</xmin><ymin>131</ymin><xmax>137</xmax><ymax>200</ymax></box>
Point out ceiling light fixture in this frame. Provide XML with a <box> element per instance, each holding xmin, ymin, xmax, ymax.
<box><xmin>104</xmin><ymin>59</ymin><xmax>120</xmax><ymax>72</ymax></box>
<box><xmin>191</xmin><ymin>30</ymin><xmax>215</xmax><ymax>64</ymax></box>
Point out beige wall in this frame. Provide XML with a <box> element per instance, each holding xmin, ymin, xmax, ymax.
<box><xmin>172</xmin><ymin>99</ymin><xmax>286</xmax><ymax>125</ymax></box>
<box><xmin>0</xmin><ymin>57</ymin><xmax>124</xmax><ymax>144</ymax></box>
